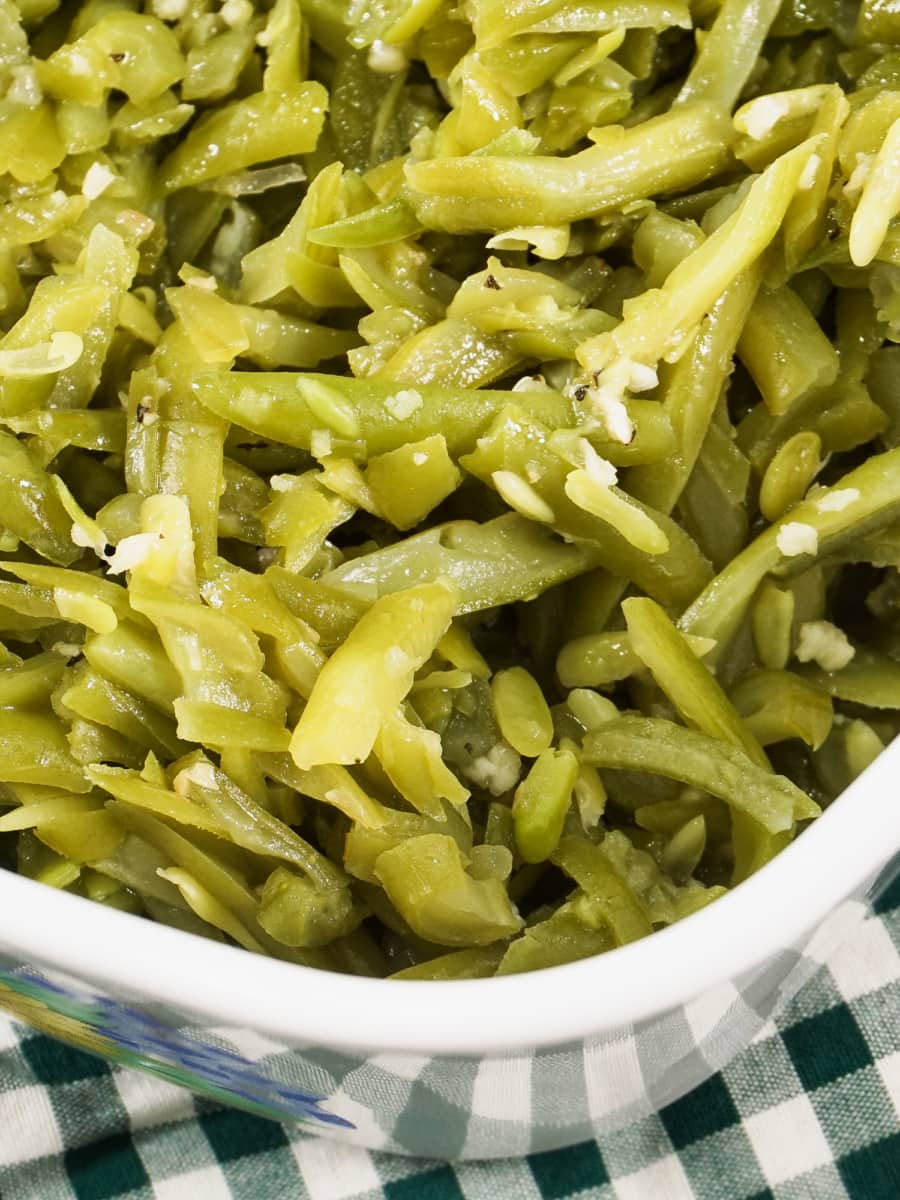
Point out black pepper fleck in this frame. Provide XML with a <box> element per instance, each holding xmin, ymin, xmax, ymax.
<box><xmin>484</xmin><ymin>274</ymin><xmax>501</xmax><ymax>290</ymax></box>
<box><xmin>103</xmin><ymin>543</ymin><xmax>115</xmax><ymax>557</ymax></box>
<box><xmin>109</xmin><ymin>51</ymin><xmax>126</xmax><ymax>62</ymax></box>
<box><xmin>573</xmin><ymin>385</ymin><xmax>588</xmax><ymax>402</ymax></box>
<box><xmin>136</xmin><ymin>402</ymin><xmax>149</xmax><ymax>423</ymax></box>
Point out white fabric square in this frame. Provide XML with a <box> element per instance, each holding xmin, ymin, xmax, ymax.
<box><xmin>208</xmin><ymin>1027</ymin><xmax>286</xmax><ymax>1062</ymax></box>
<box><xmin>744</xmin><ymin>1094</ymin><xmax>832</xmax><ymax>1185</ymax></box>
<box><xmin>827</xmin><ymin>916</ymin><xmax>900</xmax><ymax>1002</ymax></box>
<box><xmin>684</xmin><ymin>983</ymin><xmax>741</xmax><ymax>1046</ymax></box>
<box><xmin>291</xmin><ymin>1135</ymin><xmax>380</xmax><ymax>1200</ymax></box>
<box><xmin>877</xmin><ymin>1049</ymin><xmax>900</xmax><ymax>1119</ymax></box>
<box><xmin>614</xmin><ymin>1154</ymin><xmax>695</xmax><ymax>1200</ymax></box>
<box><xmin>0</xmin><ymin>1018</ymin><xmax>23</xmax><ymax>1054</ymax></box>
<box><xmin>583</xmin><ymin>1037</ymin><xmax>645</xmax><ymax>1120</ymax></box>
<box><xmin>153</xmin><ymin>1166</ymin><xmax>233</xmax><ymax>1200</ymax></box>
<box><xmin>115</xmin><ymin>1068</ymin><xmax>195</xmax><ymax>1130</ymax></box>
<box><xmin>750</xmin><ymin>1019</ymin><xmax>780</xmax><ymax>1047</ymax></box>
<box><xmin>307</xmin><ymin>1091</ymin><xmax>390</xmax><ymax>1151</ymax></box>
<box><xmin>469</xmin><ymin>1055</ymin><xmax>531</xmax><ymax>1123</ymax></box>
<box><xmin>803</xmin><ymin>900</ymin><xmax>868</xmax><ymax>965</ymax></box>
<box><xmin>0</xmin><ymin>1083</ymin><xmax>61</xmax><ymax>1166</ymax></box>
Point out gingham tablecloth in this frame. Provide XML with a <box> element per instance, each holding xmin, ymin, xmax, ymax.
<box><xmin>1</xmin><ymin>874</ymin><xmax>897</xmax><ymax>1200</ymax></box>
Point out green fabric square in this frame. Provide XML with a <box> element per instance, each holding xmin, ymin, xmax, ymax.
<box><xmin>810</xmin><ymin>1066</ymin><xmax>898</xmax><ymax>1158</ymax></box>
<box><xmin>527</xmin><ymin>1141</ymin><xmax>608</xmax><ymax>1196</ymax></box>
<box><xmin>392</xmin><ymin>1079</ymin><xmax>472</xmax><ymax>1159</ymax></box>
<box><xmin>873</xmin><ymin>862</ymin><xmax>900</xmax><ymax>916</ymax></box>
<box><xmin>21</xmin><ymin>1035</ymin><xmax>108</xmax><ymax>1086</ymax></box>
<box><xmin>782</xmin><ymin>1005</ymin><xmax>872</xmax><ymax>1092</ymax></box>
<box><xmin>846</xmin><ymin>992</ymin><xmax>900</xmax><ymax>1059</ymax></box>
<box><xmin>595</xmin><ymin>1113</ymin><xmax>672</xmax><ymax>1179</ymax></box>
<box><xmin>838</xmin><ymin>1131</ymin><xmax>900</xmax><ymax>1200</ymax></box>
<box><xmin>199</xmin><ymin>1107</ymin><xmax>289</xmax><ymax>1163</ymax></box>
<box><xmin>659</xmin><ymin>1074</ymin><xmax>741</xmax><ymax>1150</ymax></box>
<box><xmin>772</xmin><ymin>1164</ymin><xmax>848</xmax><ymax>1200</ymax></box>
<box><xmin>676</xmin><ymin>1125</ymin><xmax>768</xmax><ymax>1200</ymax></box>
<box><xmin>384</xmin><ymin>1165</ymin><xmax>464</xmax><ymax>1200</ymax></box>
<box><xmin>723</xmin><ymin>1034</ymin><xmax>804</xmax><ymax>1118</ymax></box>
<box><xmin>65</xmin><ymin>1132</ymin><xmax>149</xmax><ymax>1200</ymax></box>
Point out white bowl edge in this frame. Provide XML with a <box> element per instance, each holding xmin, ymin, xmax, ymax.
<box><xmin>0</xmin><ymin>743</ymin><xmax>898</xmax><ymax>1058</ymax></box>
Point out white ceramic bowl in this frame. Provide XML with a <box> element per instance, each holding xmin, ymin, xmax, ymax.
<box><xmin>0</xmin><ymin>745</ymin><xmax>897</xmax><ymax>1158</ymax></box>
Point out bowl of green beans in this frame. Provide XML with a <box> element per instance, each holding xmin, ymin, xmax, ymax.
<box><xmin>1</xmin><ymin>0</ymin><xmax>900</xmax><ymax>1159</ymax></box>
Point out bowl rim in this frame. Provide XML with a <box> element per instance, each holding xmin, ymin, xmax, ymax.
<box><xmin>0</xmin><ymin>745</ymin><xmax>898</xmax><ymax>1057</ymax></box>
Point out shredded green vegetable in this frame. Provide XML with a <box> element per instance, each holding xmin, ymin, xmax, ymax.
<box><xmin>1</xmin><ymin>0</ymin><xmax>899</xmax><ymax>980</ymax></box>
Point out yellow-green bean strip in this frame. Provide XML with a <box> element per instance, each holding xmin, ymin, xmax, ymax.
<box><xmin>192</xmin><ymin>372</ymin><xmax>578</xmax><ymax>460</ymax></box>
<box><xmin>0</xmin><ymin>653</ymin><xmax>66</xmax><ymax>710</ymax></box>
<box><xmin>0</xmin><ymin>713</ymin><xmax>88</xmax><ymax>792</ymax></box>
<box><xmin>578</xmin><ymin>138</ymin><xmax>820</xmax><ymax>377</ymax></box>
<box><xmin>291</xmin><ymin>581</ymin><xmax>458</xmax><ymax>769</ymax></box>
<box><xmin>737</xmin><ymin>286</ymin><xmax>839</xmax><ymax>416</ymax></box>
<box><xmin>0</xmin><ymin>432</ymin><xmax>80</xmax><ymax>565</ymax></box>
<box><xmin>849</xmin><ymin>117</ymin><xmax>900</xmax><ymax>267</ymax></box>
<box><xmin>586</xmin><ymin>718</ymin><xmax>821</xmax><ymax>839</ymax></box>
<box><xmin>623</xmin><ymin>597</ymin><xmax>770</xmax><ymax>768</ymax></box>
<box><xmin>759</xmin><ymin>433</ymin><xmax>824</xmax><ymax>523</ymax></box>
<box><xmin>627</xmin><ymin>268</ymin><xmax>761</xmax><ymax>514</ymax></box>
<box><xmin>491</xmin><ymin>667</ymin><xmax>554</xmax><ymax>757</ymax></box>
<box><xmin>676</xmin><ymin>0</ymin><xmax>782</xmax><ymax>111</ymax></box>
<box><xmin>513</xmin><ymin>747</ymin><xmax>579</xmax><ymax>863</ymax></box>
<box><xmin>373</xmin><ymin>834</ymin><xmax>523</xmax><ymax>947</ymax></box>
<box><xmin>797</xmin><ymin>647</ymin><xmax>900</xmax><ymax>709</ymax></box>
<box><xmin>461</xmin><ymin>408</ymin><xmax>713</xmax><ymax>608</ymax></box>
<box><xmin>324</xmin><ymin>515</ymin><xmax>599</xmax><ymax>614</ymax></box>
<box><xmin>390</xmin><ymin>946</ymin><xmax>505</xmax><ymax>980</ymax></box>
<box><xmin>556</xmin><ymin>628</ymin><xmax>715</xmax><ymax>689</ymax></box>
<box><xmin>751</xmin><ymin>581</ymin><xmax>796</xmax><ymax>671</ymax></box>
<box><xmin>406</xmin><ymin>103</ymin><xmax>732</xmax><ymax>233</ymax></box>
<box><xmin>730</xmin><ymin>669</ymin><xmax>833</xmax><ymax>749</ymax></box>
<box><xmin>680</xmin><ymin>447</ymin><xmax>900</xmax><ymax>650</ymax></box>
<box><xmin>158</xmin><ymin>83</ymin><xmax>328</xmax><ymax>194</ymax></box>
<box><xmin>255</xmin><ymin>754</ymin><xmax>388</xmax><ymax>830</ymax></box>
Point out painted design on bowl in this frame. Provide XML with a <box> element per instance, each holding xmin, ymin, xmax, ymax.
<box><xmin>0</xmin><ymin>960</ymin><xmax>353</xmax><ymax>1130</ymax></box>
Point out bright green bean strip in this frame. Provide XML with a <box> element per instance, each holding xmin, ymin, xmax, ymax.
<box><xmin>583</xmin><ymin>717</ymin><xmax>819</xmax><ymax>833</ymax></box>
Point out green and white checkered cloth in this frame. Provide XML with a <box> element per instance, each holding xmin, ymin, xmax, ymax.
<box><xmin>1</xmin><ymin>874</ymin><xmax>898</xmax><ymax>1200</ymax></box>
